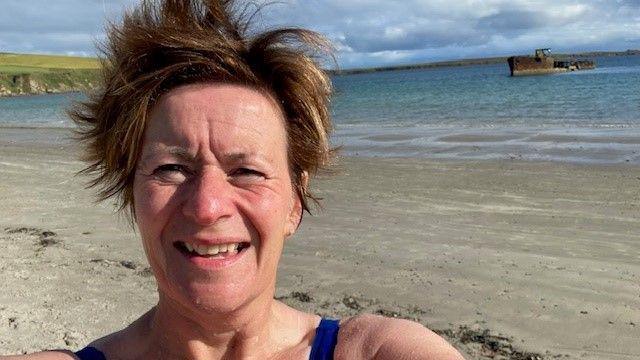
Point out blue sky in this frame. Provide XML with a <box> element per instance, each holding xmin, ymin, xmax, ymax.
<box><xmin>1</xmin><ymin>0</ymin><xmax>639</xmax><ymax>69</ymax></box>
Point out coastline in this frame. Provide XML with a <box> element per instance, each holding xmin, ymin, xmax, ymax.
<box><xmin>1</xmin><ymin>130</ymin><xmax>638</xmax><ymax>359</ymax></box>
<box><xmin>1</xmin><ymin>50</ymin><xmax>636</xmax><ymax>87</ymax></box>
<box><xmin>330</xmin><ymin>50</ymin><xmax>640</xmax><ymax>75</ymax></box>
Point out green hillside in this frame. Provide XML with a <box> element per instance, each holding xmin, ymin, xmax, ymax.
<box><xmin>0</xmin><ymin>53</ymin><xmax>101</xmax><ymax>96</ymax></box>
<box><xmin>0</xmin><ymin>53</ymin><xmax>100</xmax><ymax>73</ymax></box>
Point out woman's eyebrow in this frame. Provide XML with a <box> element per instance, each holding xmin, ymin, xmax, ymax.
<box><xmin>140</xmin><ymin>146</ymin><xmax>270</xmax><ymax>166</ymax></box>
<box><xmin>223</xmin><ymin>152</ymin><xmax>248</xmax><ymax>162</ymax></box>
<box><xmin>167</xmin><ymin>146</ymin><xmax>197</xmax><ymax>162</ymax></box>
<box><xmin>222</xmin><ymin>152</ymin><xmax>271</xmax><ymax>165</ymax></box>
<box><xmin>140</xmin><ymin>145</ymin><xmax>197</xmax><ymax>164</ymax></box>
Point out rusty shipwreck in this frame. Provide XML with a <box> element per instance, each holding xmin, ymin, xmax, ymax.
<box><xmin>507</xmin><ymin>49</ymin><xmax>595</xmax><ymax>76</ymax></box>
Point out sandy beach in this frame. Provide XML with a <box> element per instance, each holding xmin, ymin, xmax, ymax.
<box><xmin>1</xmin><ymin>128</ymin><xmax>639</xmax><ymax>359</ymax></box>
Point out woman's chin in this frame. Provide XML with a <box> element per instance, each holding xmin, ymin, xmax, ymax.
<box><xmin>153</xmin><ymin>243</ymin><xmax>275</xmax><ymax>316</ymax></box>
<box><xmin>165</xmin><ymin>274</ymin><xmax>259</xmax><ymax>316</ymax></box>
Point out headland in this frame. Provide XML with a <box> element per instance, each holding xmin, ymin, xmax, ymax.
<box><xmin>0</xmin><ymin>53</ymin><xmax>100</xmax><ymax>97</ymax></box>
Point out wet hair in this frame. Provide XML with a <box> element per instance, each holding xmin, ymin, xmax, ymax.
<box><xmin>69</xmin><ymin>0</ymin><xmax>334</xmax><ymax>220</ymax></box>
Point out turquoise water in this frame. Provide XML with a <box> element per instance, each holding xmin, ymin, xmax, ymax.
<box><xmin>332</xmin><ymin>55</ymin><xmax>640</xmax><ymax>127</ymax></box>
<box><xmin>1</xmin><ymin>55</ymin><xmax>639</xmax><ymax>164</ymax></box>
<box><xmin>0</xmin><ymin>92</ymin><xmax>80</xmax><ymax>128</ymax></box>
<box><xmin>330</xmin><ymin>55</ymin><xmax>640</xmax><ymax>164</ymax></box>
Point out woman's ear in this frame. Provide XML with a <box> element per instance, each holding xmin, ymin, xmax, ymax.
<box><xmin>285</xmin><ymin>171</ymin><xmax>308</xmax><ymax>237</ymax></box>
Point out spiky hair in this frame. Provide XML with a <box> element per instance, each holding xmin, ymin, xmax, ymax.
<box><xmin>69</xmin><ymin>0</ymin><xmax>334</xmax><ymax>220</ymax></box>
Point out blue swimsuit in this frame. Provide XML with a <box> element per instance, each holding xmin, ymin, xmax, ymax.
<box><xmin>75</xmin><ymin>318</ymin><xmax>340</xmax><ymax>360</ymax></box>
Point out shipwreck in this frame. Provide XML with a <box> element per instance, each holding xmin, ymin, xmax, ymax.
<box><xmin>507</xmin><ymin>48</ymin><xmax>595</xmax><ymax>76</ymax></box>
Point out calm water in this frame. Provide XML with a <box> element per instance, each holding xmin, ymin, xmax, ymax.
<box><xmin>332</xmin><ymin>55</ymin><xmax>640</xmax><ymax>127</ymax></box>
<box><xmin>1</xmin><ymin>55</ymin><xmax>639</xmax><ymax>164</ymax></box>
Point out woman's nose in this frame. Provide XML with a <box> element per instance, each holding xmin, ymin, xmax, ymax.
<box><xmin>181</xmin><ymin>168</ymin><xmax>233</xmax><ymax>226</ymax></box>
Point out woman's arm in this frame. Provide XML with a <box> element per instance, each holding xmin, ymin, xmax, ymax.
<box><xmin>336</xmin><ymin>314</ymin><xmax>464</xmax><ymax>360</ymax></box>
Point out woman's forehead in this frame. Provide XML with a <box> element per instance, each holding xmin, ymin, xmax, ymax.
<box><xmin>144</xmin><ymin>83</ymin><xmax>288</xmax><ymax>155</ymax></box>
<box><xmin>155</xmin><ymin>83</ymin><xmax>282</xmax><ymax>118</ymax></box>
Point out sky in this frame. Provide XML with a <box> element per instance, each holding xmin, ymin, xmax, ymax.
<box><xmin>1</xmin><ymin>0</ymin><xmax>639</xmax><ymax>69</ymax></box>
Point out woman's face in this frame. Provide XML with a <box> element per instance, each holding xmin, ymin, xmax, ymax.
<box><xmin>133</xmin><ymin>83</ymin><xmax>301</xmax><ymax>314</ymax></box>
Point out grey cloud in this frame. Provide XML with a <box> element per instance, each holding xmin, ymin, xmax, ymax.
<box><xmin>476</xmin><ymin>10</ymin><xmax>547</xmax><ymax>31</ymax></box>
<box><xmin>618</xmin><ymin>0</ymin><xmax>640</xmax><ymax>7</ymax></box>
<box><xmin>260</xmin><ymin>1</ymin><xmax>494</xmax><ymax>53</ymax></box>
<box><xmin>343</xmin><ymin>23</ymin><xmax>489</xmax><ymax>53</ymax></box>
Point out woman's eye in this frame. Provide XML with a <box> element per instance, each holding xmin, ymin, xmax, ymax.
<box><xmin>152</xmin><ymin>164</ymin><xmax>190</xmax><ymax>182</ymax></box>
<box><xmin>230</xmin><ymin>168</ymin><xmax>265</xmax><ymax>180</ymax></box>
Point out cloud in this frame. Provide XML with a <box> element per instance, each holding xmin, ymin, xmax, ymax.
<box><xmin>0</xmin><ymin>0</ymin><xmax>135</xmax><ymax>54</ymax></box>
<box><xmin>2</xmin><ymin>0</ymin><xmax>639</xmax><ymax>68</ymax></box>
<box><xmin>259</xmin><ymin>0</ymin><xmax>640</xmax><ymax>67</ymax></box>
<box><xmin>476</xmin><ymin>10</ymin><xmax>548</xmax><ymax>31</ymax></box>
<box><xmin>340</xmin><ymin>20</ymin><xmax>489</xmax><ymax>53</ymax></box>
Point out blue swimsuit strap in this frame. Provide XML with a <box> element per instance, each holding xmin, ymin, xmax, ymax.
<box><xmin>74</xmin><ymin>346</ymin><xmax>106</xmax><ymax>360</ymax></box>
<box><xmin>75</xmin><ymin>318</ymin><xmax>340</xmax><ymax>360</ymax></box>
<box><xmin>309</xmin><ymin>318</ymin><xmax>340</xmax><ymax>360</ymax></box>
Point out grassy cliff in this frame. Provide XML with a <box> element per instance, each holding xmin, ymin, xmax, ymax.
<box><xmin>0</xmin><ymin>53</ymin><xmax>101</xmax><ymax>96</ymax></box>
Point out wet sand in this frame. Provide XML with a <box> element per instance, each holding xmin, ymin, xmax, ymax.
<box><xmin>336</xmin><ymin>126</ymin><xmax>640</xmax><ymax>165</ymax></box>
<box><xmin>1</xmin><ymin>129</ymin><xmax>639</xmax><ymax>359</ymax></box>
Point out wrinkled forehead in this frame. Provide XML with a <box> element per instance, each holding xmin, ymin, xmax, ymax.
<box><xmin>142</xmin><ymin>83</ymin><xmax>288</xmax><ymax>156</ymax></box>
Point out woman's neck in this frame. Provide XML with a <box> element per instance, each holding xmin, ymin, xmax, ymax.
<box><xmin>131</xmin><ymin>294</ymin><xmax>318</xmax><ymax>360</ymax></box>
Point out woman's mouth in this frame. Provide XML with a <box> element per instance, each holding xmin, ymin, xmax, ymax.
<box><xmin>173</xmin><ymin>241</ymin><xmax>251</xmax><ymax>268</ymax></box>
<box><xmin>176</xmin><ymin>241</ymin><xmax>250</xmax><ymax>256</ymax></box>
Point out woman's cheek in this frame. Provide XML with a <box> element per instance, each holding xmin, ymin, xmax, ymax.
<box><xmin>135</xmin><ymin>182</ymin><xmax>178</xmax><ymax>273</ymax></box>
<box><xmin>135</xmin><ymin>182</ymin><xmax>177</xmax><ymax>236</ymax></box>
<box><xmin>253</xmin><ymin>188</ymin><xmax>291</xmax><ymax>232</ymax></box>
<box><xmin>247</xmin><ymin>186</ymin><xmax>280</xmax><ymax>210</ymax></box>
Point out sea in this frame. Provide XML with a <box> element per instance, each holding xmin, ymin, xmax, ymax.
<box><xmin>1</xmin><ymin>55</ymin><xmax>639</xmax><ymax>165</ymax></box>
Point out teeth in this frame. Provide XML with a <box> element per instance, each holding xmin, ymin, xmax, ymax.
<box><xmin>206</xmin><ymin>246</ymin><xmax>219</xmax><ymax>255</ymax></box>
<box><xmin>183</xmin><ymin>242</ymin><xmax>241</xmax><ymax>256</ymax></box>
<box><xmin>196</xmin><ymin>245</ymin><xmax>210</xmax><ymax>255</ymax></box>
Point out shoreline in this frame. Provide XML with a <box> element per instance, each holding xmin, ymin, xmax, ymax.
<box><xmin>2</xmin><ymin>126</ymin><xmax>640</xmax><ymax>167</ymax></box>
<box><xmin>1</xmin><ymin>140</ymin><xmax>639</xmax><ymax>359</ymax></box>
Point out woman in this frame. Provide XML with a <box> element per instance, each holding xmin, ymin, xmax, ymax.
<box><xmin>5</xmin><ymin>1</ymin><xmax>463</xmax><ymax>359</ymax></box>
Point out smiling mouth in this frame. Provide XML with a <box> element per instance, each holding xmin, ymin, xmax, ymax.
<box><xmin>175</xmin><ymin>241</ymin><xmax>251</xmax><ymax>258</ymax></box>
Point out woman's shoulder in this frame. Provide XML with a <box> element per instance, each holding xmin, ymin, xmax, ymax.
<box><xmin>335</xmin><ymin>314</ymin><xmax>464</xmax><ymax>360</ymax></box>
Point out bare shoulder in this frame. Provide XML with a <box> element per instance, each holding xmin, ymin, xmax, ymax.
<box><xmin>0</xmin><ymin>350</ymin><xmax>77</xmax><ymax>360</ymax></box>
<box><xmin>335</xmin><ymin>314</ymin><xmax>464</xmax><ymax>360</ymax></box>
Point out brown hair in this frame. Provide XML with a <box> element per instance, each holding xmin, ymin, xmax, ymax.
<box><xmin>70</xmin><ymin>0</ymin><xmax>334</xmax><ymax>220</ymax></box>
